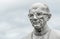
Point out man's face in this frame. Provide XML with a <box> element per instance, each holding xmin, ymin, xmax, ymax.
<box><xmin>28</xmin><ymin>7</ymin><xmax>50</xmax><ymax>30</ymax></box>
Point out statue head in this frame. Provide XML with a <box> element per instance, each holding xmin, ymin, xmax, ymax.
<box><xmin>28</xmin><ymin>3</ymin><xmax>51</xmax><ymax>31</ymax></box>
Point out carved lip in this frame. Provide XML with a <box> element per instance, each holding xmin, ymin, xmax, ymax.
<box><xmin>31</xmin><ymin>20</ymin><xmax>39</xmax><ymax>24</ymax></box>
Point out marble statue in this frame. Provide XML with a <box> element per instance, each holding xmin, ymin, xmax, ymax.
<box><xmin>21</xmin><ymin>3</ymin><xmax>60</xmax><ymax>39</ymax></box>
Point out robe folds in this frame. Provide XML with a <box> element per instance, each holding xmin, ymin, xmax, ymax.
<box><xmin>21</xmin><ymin>29</ymin><xmax>60</xmax><ymax>39</ymax></box>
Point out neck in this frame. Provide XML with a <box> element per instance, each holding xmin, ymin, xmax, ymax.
<box><xmin>33</xmin><ymin>24</ymin><xmax>49</xmax><ymax>36</ymax></box>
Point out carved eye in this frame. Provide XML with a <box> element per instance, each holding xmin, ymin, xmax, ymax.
<box><xmin>28</xmin><ymin>14</ymin><xmax>34</xmax><ymax>17</ymax></box>
<box><xmin>37</xmin><ymin>12</ymin><xmax>42</xmax><ymax>16</ymax></box>
<box><xmin>43</xmin><ymin>13</ymin><xmax>48</xmax><ymax>15</ymax></box>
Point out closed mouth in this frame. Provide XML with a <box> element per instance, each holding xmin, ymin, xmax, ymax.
<box><xmin>32</xmin><ymin>21</ymin><xmax>40</xmax><ymax>25</ymax></box>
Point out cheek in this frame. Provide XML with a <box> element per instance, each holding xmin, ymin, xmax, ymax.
<box><xmin>29</xmin><ymin>19</ymin><xmax>34</xmax><ymax>24</ymax></box>
<box><xmin>44</xmin><ymin>16</ymin><xmax>48</xmax><ymax>21</ymax></box>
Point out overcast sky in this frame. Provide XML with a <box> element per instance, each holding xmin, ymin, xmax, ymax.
<box><xmin>0</xmin><ymin>0</ymin><xmax>60</xmax><ymax>39</ymax></box>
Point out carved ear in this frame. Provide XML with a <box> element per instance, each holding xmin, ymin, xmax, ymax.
<box><xmin>47</xmin><ymin>13</ymin><xmax>51</xmax><ymax>21</ymax></box>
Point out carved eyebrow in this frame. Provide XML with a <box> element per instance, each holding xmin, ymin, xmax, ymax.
<box><xmin>42</xmin><ymin>13</ymin><xmax>49</xmax><ymax>15</ymax></box>
<box><xmin>37</xmin><ymin>12</ymin><xmax>42</xmax><ymax>14</ymax></box>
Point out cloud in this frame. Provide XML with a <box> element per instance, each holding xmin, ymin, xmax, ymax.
<box><xmin>0</xmin><ymin>0</ymin><xmax>60</xmax><ymax>39</ymax></box>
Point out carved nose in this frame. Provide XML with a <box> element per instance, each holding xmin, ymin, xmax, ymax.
<box><xmin>34</xmin><ymin>15</ymin><xmax>37</xmax><ymax>18</ymax></box>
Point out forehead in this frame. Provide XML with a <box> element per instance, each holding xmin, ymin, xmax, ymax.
<box><xmin>29</xmin><ymin>3</ymin><xmax>50</xmax><ymax>14</ymax></box>
<box><xmin>29</xmin><ymin>8</ymin><xmax>48</xmax><ymax>14</ymax></box>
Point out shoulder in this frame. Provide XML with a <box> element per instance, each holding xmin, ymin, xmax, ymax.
<box><xmin>53</xmin><ymin>29</ymin><xmax>60</xmax><ymax>36</ymax></box>
<box><xmin>51</xmin><ymin>29</ymin><xmax>60</xmax><ymax>39</ymax></box>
